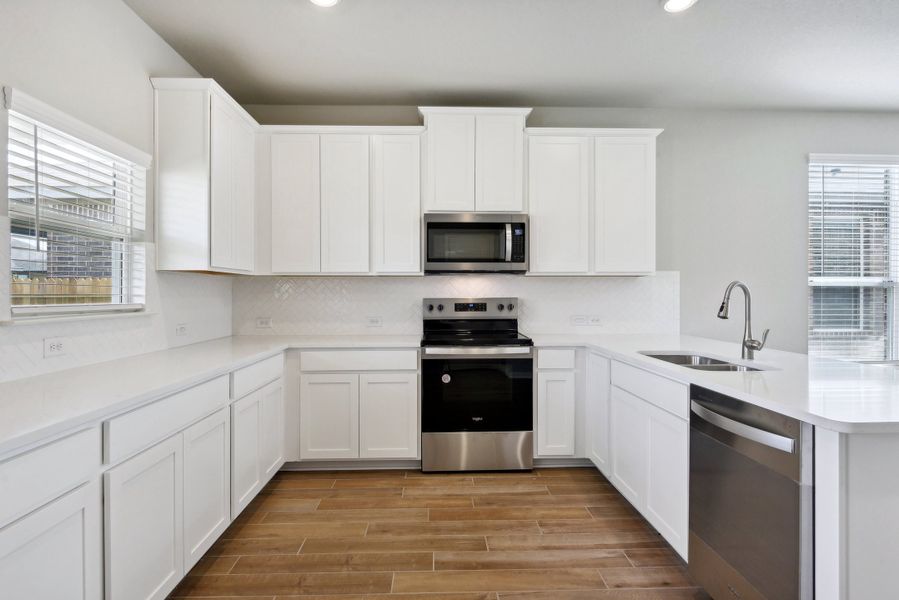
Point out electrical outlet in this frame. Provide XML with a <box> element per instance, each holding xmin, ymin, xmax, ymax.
<box><xmin>175</xmin><ymin>323</ymin><xmax>189</xmax><ymax>337</ymax></box>
<box><xmin>588</xmin><ymin>316</ymin><xmax>602</xmax><ymax>326</ymax></box>
<box><xmin>43</xmin><ymin>337</ymin><xmax>68</xmax><ymax>358</ymax></box>
<box><xmin>255</xmin><ymin>317</ymin><xmax>273</xmax><ymax>329</ymax></box>
<box><xmin>570</xmin><ymin>315</ymin><xmax>588</xmax><ymax>326</ymax></box>
<box><xmin>366</xmin><ymin>316</ymin><xmax>383</xmax><ymax>327</ymax></box>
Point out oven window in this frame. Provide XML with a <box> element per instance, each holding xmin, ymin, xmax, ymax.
<box><xmin>422</xmin><ymin>358</ymin><xmax>533</xmax><ymax>432</ymax></box>
<box><xmin>427</xmin><ymin>223</ymin><xmax>506</xmax><ymax>262</ymax></box>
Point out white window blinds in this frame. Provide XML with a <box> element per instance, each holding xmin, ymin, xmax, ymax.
<box><xmin>7</xmin><ymin>110</ymin><xmax>147</xmax><ymax>315</ymax></box>
<box><xmin>808</xmin><ymin>156</ymin><xmax>899</xmax><ymax>361</ymax></box>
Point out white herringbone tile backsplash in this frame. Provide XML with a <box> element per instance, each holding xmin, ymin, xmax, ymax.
<box><xmin>233</xmin><ymin>272</ymin><xmax>680</xmax><ymax>336</ymax></box>
<box><xmin>0</xmin><ymin>245</ymin><xmax>233</xmax><ymax>383</ymax></box>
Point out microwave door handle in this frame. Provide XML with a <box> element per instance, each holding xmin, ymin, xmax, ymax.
<box><xmin>505</xmin><ymin>223</ymin><xmax>513</xmax><ymax>262</ymax></box>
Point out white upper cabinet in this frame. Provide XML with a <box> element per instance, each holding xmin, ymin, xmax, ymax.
<box><xmin>371</xmin><ymin>135</ymin><xmax>421</xmax><ymax>273</ymax></box>
<box><xmin>526</xmin><ymin>128</ymin><xmax>661</xmax><ymax>276</ymax></box>
<box><xmin>271</xmin><ymin>134</ymin><xmax>321</xmax><ymax>274</ymax></box>
<box><xmin>528</xmin><ymin>136</ymin><xmax>591</xmax><ymax>273</ymax></box>
<box><xmin>320</xmin><ymin>134</ymin><xmax>370</xmax><ymax>273</ymax></box>
<box><xmin>153</xmin><ymin>78</ymin><xmax>256</xmax><ymax>273</ymax></box>
<box><xmin>421</xmin><ymin>108</ymin><xmax>530</xmax><ymax>213</ymax></box>
<box><xmin>594</xmin><ymin>136</ymin><xmax>656</xmax><ymax>274</ymax></box>
<box><xmin>475</xmin><ymin>114</ymin><xmax>526</xmax><ymax>212</ymax></box>
<box><xmin>267</xmin><ymin>128</ymin><xmax>423</xmax><ymax>276</ymax></box>
<box><xmin>422</xmin><ymin>113</ymin><xmax>476</xmax><ymax>212</ymax></box>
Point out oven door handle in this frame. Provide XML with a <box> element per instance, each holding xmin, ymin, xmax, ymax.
<box><xmin>423</xmin><ymin>346</ymin><xmax>533</xmax><ymax>358</ymax></box>
<box><xmin>691</xmin><ymin>401</ymin><xmax>795</xmax><ymax>453</ymax></box>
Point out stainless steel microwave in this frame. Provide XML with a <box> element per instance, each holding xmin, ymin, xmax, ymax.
<box><xmin>424</xmin><ymin>213</ymin><xmax>528</xmax><ymax>274</ymax></box>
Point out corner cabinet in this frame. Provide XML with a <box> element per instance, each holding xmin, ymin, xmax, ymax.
<box><xmin>268</xmin><ymin>129</ymin><xmax>422</xmax><ymax>275</ymax></box>
<box><xmin>421</xmin><ymin>107</ymin><xmax>530</xmax><ymax>213</ymax></box>
<box><xmin>153</xmin><ymin>78</ymin><xmax>256</xmax><ymax>273</ymax></box>
<box><xmin>526</xmin><ymin>129</ymin><xmax>661</xmax><ymax>275</ymax></box>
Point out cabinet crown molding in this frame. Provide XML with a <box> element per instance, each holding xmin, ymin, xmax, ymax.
<box><xmin>419</xmin><ymin>106</ymin><xmax>533</xmax><ymax>117</ymax></box>
<box><xmin>526</xmin><ymin>127</ymin><xmax>663</xmax><ymax>137</ymax></box>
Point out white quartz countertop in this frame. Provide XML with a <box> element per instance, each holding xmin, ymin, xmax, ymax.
<box><xmin>528</xmin><ymin>332</ymin><xmax>899</xmax><ymax>434</ymax></box>
<box><xmin>3</xmin><ymin>331</ymin><xmax>899</xmax><ymax>458</ymax></box>
<box><xmin>0</xmin><ymin>335</ymin><xmax>420</xmax><ymax>457</ymax></box>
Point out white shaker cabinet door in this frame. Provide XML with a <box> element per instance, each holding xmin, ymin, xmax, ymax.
<box><xmin>536</xmin><ymin>370</ymin><xmax>577</xmax><ymax>456</ymax></box>
<box><xmin>594</xmin><ymin>136</ymin><xmax>656</xmax><ymax>274</ymax></box>
<box><xmin>260</xmin><ymin>378</ymin><xmax>286</xmax><ymax>481</ymax></box>
<box><xmin>371</xmin><ymin>134</ymin><xmax>421</xmax><ymax>273</ymax></box>
<box><xmin>183</xmin><ymin>408</ymin><xmax>230</xmax><ymax>571</ymax></box>
<box><xmin>359</xmin><ymin>372</ymin><xmax>419</xmax><ymax>459</ymax></box>
<box><xmin>104</xmin><ymin>434</ymin><xmax>184</xmax><ymax>600</ymax></box>
<box><xmin>609</xmin><ymin>386</ymin><xmax>649</xmax><ymax>510</ymax></box>
<box><xmin>475</xmin><ymin>114</ymin><xmax>525</xmax><ymax>212</ymax></box>
<box><xmin>424</xmin><ymin>113</ymin><xmax>476</xmax><ymax>212</ymax></box>
<box><xmin>586</xmin><ymin>352</ymin><xmax>612</xmax><ymax>476</ymax></box>
<box><xmin>527</xmin><ymin>136</ymin><xmax>590</xmax><ymax>273</ymax></box>
<box><xmin>271</xmin><ymin>134</ymin><xmax>321</xmax><ymax>273</ymax></box>
<box><xmin>645</xmin><ymin>403</ymin><xmax>689</xmax><ymax>559</ymax></box>
<box><xmin>300</xmin><ymin>374</ymin><xmax>360</xmax><ymax>459</ymax></box>
<box><xmin>0</xmin><ymin>481</ymin><xmax>102</xmax><ymax>600</ymax></box>
<box><xmin>231</xmin><ymin>389</ymin><xmax>263</xmax><ymax>519</ymax></box>
<box><xmin>320</xmin><ymin>134</ymin><xmax>370</xmax><ymax>273</ymax></box>
<box><xmin>210</xmin><ymin>93</ymin><xmax>254</xmax><ymax>273</ymax></box>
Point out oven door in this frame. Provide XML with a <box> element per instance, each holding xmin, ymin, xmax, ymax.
<box><xmin>424</xmin><ymin>214</ymin><xmax>527</xmax><ymax>273</ymax></box>
<box><xmin>421</xmin><ymin>347</ymin><xmax>533</xmax><ymax>433</ymax></box>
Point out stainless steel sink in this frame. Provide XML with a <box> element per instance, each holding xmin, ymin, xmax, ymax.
<box><xmin>639</xmin><ymin>352</ymin><xmax>762</xmax><ymax>372</ymax></box>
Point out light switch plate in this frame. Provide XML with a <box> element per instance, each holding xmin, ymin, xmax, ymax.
<box><xmin>366</xmin><ymin>316</ymin><xmax>383</xmax><ymax>327</ymax></box>
<box><xmin>175</xmin><ymin>323</ymin><xmax>189</xmax><ymax>337</ymax></box>
<box><xmin>256</xmin><ymin>317</ymin><xmax>273</xmax><ymax>329</ymax></box>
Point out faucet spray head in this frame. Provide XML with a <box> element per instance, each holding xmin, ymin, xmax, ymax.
<box><xmin>717</xmin><ymin>301</ymin><xmax>729</xmax><ymax>319</ymax></box>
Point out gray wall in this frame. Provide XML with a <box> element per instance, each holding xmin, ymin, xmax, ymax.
<box><xmin>247</xmin><ymin>104</ymin><xmax>899</xmax><ymax>353</ymax></box>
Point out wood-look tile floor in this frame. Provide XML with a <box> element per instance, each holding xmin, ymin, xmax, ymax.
<box><xmin>169</xmin><ymin>467</ymin><xmax>710</xmax><ymax>600</ymax></box>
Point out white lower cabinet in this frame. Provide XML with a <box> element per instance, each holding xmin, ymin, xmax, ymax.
<box><xmin>105</xmin><ymin>434</ymin><xmax>184</xmax><ymax>600</ymax></box>
<box><xmin>299</xmin><ymin>363</ymin><xmax>419</xmax><ymax>461</ymax></box>
<box><xmin>0</xmin><ymin>480</ymin><xmax>102</xmax><ymax>600</ymax></box>
<box><xmin>260</xmin><ymin>379</ymin><xmax>286</xmax><ymax>479</ymax></box>
<box><xmin>232</xmin><ymin>378</ymin><xmax>285</xmax><ymax>517</ymax></box>
<box><xmin>300</xmin><ymin>374</ymin><xmax>360</xmax><ymax>460</ymax></box>
<box><xmin>586</xmin><ymin>352</ymin><xmax>611</xmax><ymax>476</ymax></box>
<box><xmin>609</xmin><ymin>360</ymin><xmax>689</xmax><ymax>559</ymax></box>
<box><xmin>183</xmin><ymin>409</ymin><xmax>230</xmax><ymax>570</ymax></box>
<box><xmin>231</xmin><ymin>390</ymin><xmax>263</xmax><ymax>517</ymax></box>
<box><xmin>536</xmin><ymin>370</ymin><xmax>576</xmax><ymax>456</ymax></box>
<box><xmin>609</xmin><ymin>386</ymin><xmax>649</xmax><ymax>507</ymax></box>
<box><xmin>645</xmin><ymin>401</ymin><xmax>689</xmax><ymax>558</ymax></box>
<box><xmin>360</xmin><ymin>373</ymin><xmax>419</xmax><ymax>459</ymax></box>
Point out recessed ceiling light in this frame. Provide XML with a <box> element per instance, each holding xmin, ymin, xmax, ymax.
<box><xmin>662</xmin><ymin>0</ymin><xmax>699</xmax><ymax>13</ymax></box>
<box><xmin>310</xmin><ymin>0</ymin><xmax>340</xmax><ymax>7</ymax></box>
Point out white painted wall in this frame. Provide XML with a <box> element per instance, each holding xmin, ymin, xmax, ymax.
<box><xmin>0</xmin><ymin>0</ymin><xmax>233</xmax><ymax>382</ymax></box>
<box><xmin>245</xmin><ymin>104</ymin><xmax>899</xmax><ymax>353</ymax></box>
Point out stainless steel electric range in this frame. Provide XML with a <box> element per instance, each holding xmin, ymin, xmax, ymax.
<box><xmin>420</xmin><ymin>298</ymin><xmax>534</xmax><ymax>472</ymax></box>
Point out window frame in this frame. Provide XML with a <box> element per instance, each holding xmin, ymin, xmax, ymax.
<box><xmin>2</xmin><ymin>87</ymin><xmax>151</xmax><ymax>320</ymax></box>
<box><xmin>808</xmin><ymin>153</ymin><xmax>899</xmax><ymax>362</ymax></box>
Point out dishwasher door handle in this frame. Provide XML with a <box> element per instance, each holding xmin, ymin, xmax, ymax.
<box><xmin>691</xmin><ymin>401</ymin><xmax>796</xmax><ymax>453</ymax></box>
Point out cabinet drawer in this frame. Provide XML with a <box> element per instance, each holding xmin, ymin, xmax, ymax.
<box><xmin>611</xmin><ymin>361</ymin><xmax>689</xmax><ymax>420</ymax></box>
<box><xmin>537</xmin><ymin>348</ymin><xmax>576</xmax><ymax>370</ymax></box>
<box><xmin>232</xmin><ymin>354</ymin><xmax>283</xmax><ymax>399</ymax></box>
<box><xmin>300</xmin><ymin>350</ymin><xmax>418</xmax><ymax>372</ymax></box>
<box><xmin>104</xmin><ymin>376</ymin><xmax>229</xmax><ymax>465</ymax></box>
<box><xmin>0</xmin><ymin>428</ymin><xmax>99</xmax><ymax>527</ymax></box>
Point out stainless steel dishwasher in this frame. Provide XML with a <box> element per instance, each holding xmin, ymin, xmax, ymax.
<box><xmin>689</xmin><ymin>385</ymin><xmax>814</xmax><ymax>600</ymax></box>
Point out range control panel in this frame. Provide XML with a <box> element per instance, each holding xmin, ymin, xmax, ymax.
<box><xmin>423</xmin><ymin>298</ymin><xmax>519</xmax><ymax>319</ymax></box>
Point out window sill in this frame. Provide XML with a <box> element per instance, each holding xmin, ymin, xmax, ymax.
<box><xmin>4</xmin><ymin>304</ymin><xmax>151</xmax><ymax>326</ymax></box>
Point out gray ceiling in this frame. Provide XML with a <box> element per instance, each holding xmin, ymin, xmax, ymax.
<box><xmin>124</xmin><ymin>0</ymin><xmax>899</xmax><ymax>111</ymax></box>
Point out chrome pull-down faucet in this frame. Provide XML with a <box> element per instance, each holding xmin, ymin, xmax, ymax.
<box><xmin>717</xmin><ymin>280</ymin><xmax>770</xmax><ymax>360</ymax></box>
